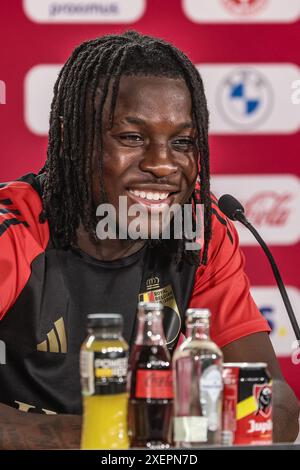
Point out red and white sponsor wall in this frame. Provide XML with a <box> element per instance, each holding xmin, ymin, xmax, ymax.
<box><xmin>0</xmin><ymin>0</ymin><xmax>300</xmax><ymax>397</ymax></box>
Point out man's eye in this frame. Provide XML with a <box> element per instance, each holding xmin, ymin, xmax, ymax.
<box><xmin>119</xmin><ymin>134</ymin><xmax>143</xmax><ymax>143</ymax></box>
<box><xmin>172</xmin><ymin>138</ymin><xmax>195</xmax><ymax>149</ymax></box>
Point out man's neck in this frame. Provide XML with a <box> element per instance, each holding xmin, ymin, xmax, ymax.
<box><xmin>74</xmin><ymin>225</ymin><xmax>145</xmax><ymax>261</ymax></box>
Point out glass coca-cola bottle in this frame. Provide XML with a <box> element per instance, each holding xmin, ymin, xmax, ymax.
<box><xmin>128</xmin><ymin>302</ymin><xmax>173</xmax><ymax>449</ymax></box>
<box><xmin>172</xmin><ymin>308</ymin><xmax>223</xmax><ymax>447</ymax></box>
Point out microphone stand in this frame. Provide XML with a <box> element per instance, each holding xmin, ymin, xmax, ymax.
<box><xmin>234</xmin><ymin>210</ymin><xmax>300</xmax><ymax>341</ymax></box>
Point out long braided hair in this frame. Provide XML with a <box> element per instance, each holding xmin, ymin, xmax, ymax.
<box><xmin>40</xmin><ymin>31</ymin><xmax>212</xmax><ymax>265</ymax></box>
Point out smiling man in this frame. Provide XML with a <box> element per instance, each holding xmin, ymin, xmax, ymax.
<box><xmin>0</xmin><ymin>32</ymin><xmax>299</xmax><ymax>449</ymax></box>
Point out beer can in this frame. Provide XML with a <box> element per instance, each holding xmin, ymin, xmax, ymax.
<box><xmin>222</xmin><ymin>363</ymin><xmax>272</xmax><ymax>446</ymax></box>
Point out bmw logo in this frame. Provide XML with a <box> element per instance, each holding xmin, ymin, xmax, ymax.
<box><xmin>217</xmin><ymin>68</ymin><xmax>274</xmax><ymax>130</ymax></box>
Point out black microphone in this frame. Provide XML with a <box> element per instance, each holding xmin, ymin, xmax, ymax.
<box><xmin>218</xmin><ymin>194</ymin><xmax>300</xmax><ymax>341</ymax></box>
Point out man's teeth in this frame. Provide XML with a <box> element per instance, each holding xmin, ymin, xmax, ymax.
<box><xmin>129</xmin><ymin>189</ymin><xmax>170</xmax><ymax>201</ymax></box>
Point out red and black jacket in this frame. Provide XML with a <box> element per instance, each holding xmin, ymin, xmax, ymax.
<box><xmin>0</xmin><ymin>173</ymin><xmax>270</xmax><ymax>415</ymax></box>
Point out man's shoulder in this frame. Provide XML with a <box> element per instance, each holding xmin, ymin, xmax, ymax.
<box><xmin>0</xmin><ymin>172</ymin><xmax>49</xmax><ymax>246</ymax></box>
<box><xmin>0</xmin><ymin>172</ymin><xmax>43</xmax><ymax>204</ymax></box>
<box><xmin>0</xmin><ymin>173</ymin><xmax>50</xmax><ymax>319</ymax></box>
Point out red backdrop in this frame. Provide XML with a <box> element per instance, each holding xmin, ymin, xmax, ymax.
<box><xmin>0</xmin><ymin>0</ymin><xmax>299</xmax><ymax>398</ymax></box>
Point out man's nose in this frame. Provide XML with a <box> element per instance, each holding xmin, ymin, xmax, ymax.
<box><xmin>139</xmin><ymin>142</ymin><xmax>177</xmax><ymax>178</ymax></box>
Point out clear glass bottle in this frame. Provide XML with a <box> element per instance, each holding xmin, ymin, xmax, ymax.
<box><xmin>172</xmin><ymin>308</ymin><xmax>223</xmax><ymax>447</ymax></box>
<box><xmin>128</xmin><ymin>302</ymin><xmax>173</xmax><ymax>449</ymax></box>
<box><xmin>80</xmin><ymin>313</ymin><xmax>129</xmax><ymax>449</ymax></box>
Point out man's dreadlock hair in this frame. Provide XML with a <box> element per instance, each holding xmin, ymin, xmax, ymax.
<box><xmin>40</xmin><ymin>31</ymin><xmax>212</xmax><ymax>265</ymax></box>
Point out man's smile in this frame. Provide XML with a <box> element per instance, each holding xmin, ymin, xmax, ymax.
<box><xmin>126</xmin><ymin>186</ymin><xmax>180</xmax><ymax>210</ymax></box>
<box><xmin>129</xmin><ymin>189</ymin><xmax>171</xmax><ymax>201</ymax></box>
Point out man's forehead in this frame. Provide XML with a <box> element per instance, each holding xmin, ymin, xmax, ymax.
<box><xmin>103</xmin><ymin>75</ymin><xmax>193</xmax><ymax>125</ymax></box>
<box><xmin>117</xmin><ymin>75</ymin><xmax>190</xmax><ymax>103</ymax></box>
<box><xmin>117</xmin><ymin>115</ymin><xmax>194</xmax><ymax>129</ymax></box>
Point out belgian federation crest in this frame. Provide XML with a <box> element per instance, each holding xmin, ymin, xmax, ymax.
<box><xmin>139</xmin><ymin>277</ymin><xmax>181</xmax><ymax>346</ymax></box>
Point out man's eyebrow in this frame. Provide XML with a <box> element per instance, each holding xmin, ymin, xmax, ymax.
<box><xmin>178</xmin><ymin>121</ymin><xmax>195</xmax><ymax>130</ymax></box>
<box><xmin>122</xmin><ymin>116</ymin><xmax>146</xmax><ymax>125</ymax></box>
<box><xmin>120</xmin><ymin>116</ymin><xmax>195</xmax><ymax>129</ymax></box>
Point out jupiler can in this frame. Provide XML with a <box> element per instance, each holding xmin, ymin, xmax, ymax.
<box><xmin>222</xmin><ymin>363</ymin><xmax>273</xmax><ymax>446</ymax></box>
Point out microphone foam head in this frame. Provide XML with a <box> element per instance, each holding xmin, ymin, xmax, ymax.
<box><xmin>218</xmin><ymin>194</ymin><xmax>245</xmax><ymax>221</ymax></box>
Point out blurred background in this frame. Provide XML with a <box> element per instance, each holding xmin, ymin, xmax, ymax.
<box><xmin>0</xmin><ymin>0</ymin><xmax>299</xmax><ymax>397</ymax></box>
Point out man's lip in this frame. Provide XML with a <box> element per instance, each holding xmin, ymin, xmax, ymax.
<box><xmin>125</xmin><ymin>190</ymin><xmax>177</xmax><ymax>209</ymax></box>
<box><xmin>127</xmin><ymin>185</ymin><xmax>180</xmax><ymax>193</ymax></box>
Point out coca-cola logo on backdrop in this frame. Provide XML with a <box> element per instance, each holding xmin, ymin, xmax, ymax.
<box><xmin>244</xmin><ymin>192</ymin><xmax>291</xmax><ymax>227</ymax></box>
<box><xmin>212</xmin><ymin>175</ymin><xmax>300</xmax><ymax>245</ymax></box>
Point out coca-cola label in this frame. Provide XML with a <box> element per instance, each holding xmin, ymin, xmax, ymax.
<box><xmin>135</xmin><ymin>370</ymin><xmax>173</xmax><ymax>399</ymax></box>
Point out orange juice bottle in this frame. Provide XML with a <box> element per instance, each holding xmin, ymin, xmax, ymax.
<box><xmin>80</xmin><ymin>313</ymin><xmax>129</xmax><ymax>449</ymax></box>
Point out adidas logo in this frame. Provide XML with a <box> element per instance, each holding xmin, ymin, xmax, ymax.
<box><xmin>37</xmin><ymin>317</ymin><xmax>67</xmax><ymax>353</ymax></box>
